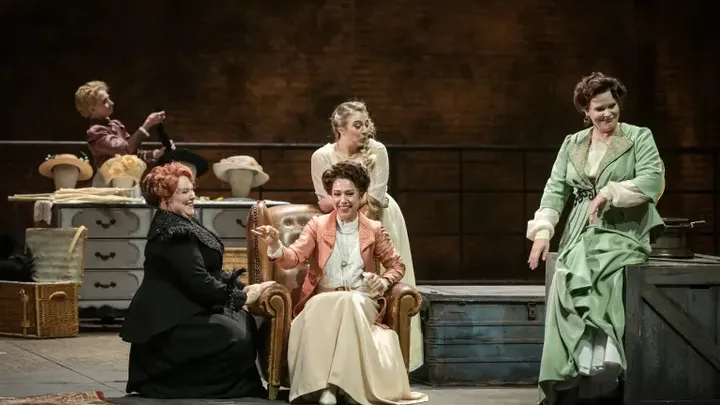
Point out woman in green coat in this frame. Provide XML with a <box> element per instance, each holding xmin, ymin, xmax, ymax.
<box><xmin>527</xmin><ymin>72</ymin><xmax>665</xmax><ymax>404</ymax></box>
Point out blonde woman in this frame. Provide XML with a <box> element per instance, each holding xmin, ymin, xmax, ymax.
<box><xmin>74</xmin><ymin>80</ymin><xmax>173</xmax><ymax>186</ymax></box>
<box><xmin>310</xmin><ymin>100</ymin><xmax>423</xmax><ymax>372</ymax></box>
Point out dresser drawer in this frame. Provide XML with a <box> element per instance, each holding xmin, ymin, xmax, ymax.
<box><xmin>80</xmin><ymin>270</ymin><xmax>143</xmax><ymax>300</ymax></box>
<box><xmin>201</xmin><ymin>208</ymin><xmax>249</xmax><ymax>238</ymax></box>
<box><xmin>58</xmin><ymin>207</ymin><xmax>153</xmax><ymax>238</ymax></box>
<box><xmin>85</xmin><ymin>240</ymin><xmax>145</xmax><ymax>269</ymax></box>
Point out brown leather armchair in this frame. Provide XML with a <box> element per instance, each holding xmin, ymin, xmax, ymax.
<box><xmin>245</xmin><ymin>201</ymin><xmax>422</xmax><ymax>400</ymax></box>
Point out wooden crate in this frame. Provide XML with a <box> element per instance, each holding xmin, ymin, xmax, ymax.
<box><xmin>546</xmin><ymin>252</ymin><xmax>720</xmax><ymax>405</ymax></box>
<box><xmin>411</xmin><ymin>285</ymin><xmax>546</xmax><ymax>386</ymax></box>
<box><xmin>0</xmin><ymin>281</ymin><xmax>79</xmax><ymax>338</ymax></box>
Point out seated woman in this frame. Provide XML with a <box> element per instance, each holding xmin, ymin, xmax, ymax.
<box><xmin>252</xmin><ymin>161</ymin><xmax>428</xmax><ymax>405</ymax></box>
<box><xmin>74</xmin><ymin>80</ymin><xmax>174</xmax><ymax>186</ymax></box>
<box><xmin>120</xmin><ymin>162</ymin><xmax>274</xmax><ymax>399</ymax></box>
<box><xmin>527</xmin><ymin>73</ymin><xmax>664</xmax><ymax>404</ymax></box>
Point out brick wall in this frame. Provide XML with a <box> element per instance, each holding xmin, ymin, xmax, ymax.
<box><xmin>0</xmin><ymin>0</ymin><xmax>717</xmax><ymax>282</ymax></box>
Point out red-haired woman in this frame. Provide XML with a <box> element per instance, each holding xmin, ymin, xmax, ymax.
<box><xmin>120</xmin><ymin>162</ymin><xmax>274</xmax><ymax>399</ymax></box>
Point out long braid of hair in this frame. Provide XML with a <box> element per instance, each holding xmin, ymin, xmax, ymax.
<box><xmin>330</xmin><ymin>100</ymin><xmax>377</xmax><ymax>171</ymax></box>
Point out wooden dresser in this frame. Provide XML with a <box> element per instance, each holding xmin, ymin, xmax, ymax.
<box><xmin>54</xmin><ymin>199</ymin><xmax>288</xmax><ymax>320</ymax></box>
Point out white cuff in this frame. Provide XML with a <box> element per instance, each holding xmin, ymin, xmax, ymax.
<box><xmin>267</xmin><ymin>244</ymin><xmax>283</xmax><ymax>259</ymax></box>
<box><xmin>380</xmin><ymin>278</ymin><xmax>390</xmax><ymax>291</ymax></box>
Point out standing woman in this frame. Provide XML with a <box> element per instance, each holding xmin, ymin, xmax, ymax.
<box><xmin>310</xmin><ymin>100</ymin><xmax>423</xmax><ymax>372</ymax></box>
<box><xmin>526</xmin><ymin>72</ymin><xmax>665</xmax><ymax>404</ymax></box>
<box><xmin>74</xmin><ymin>80</ymin><xmax>173</xmax><ymax>186</ymax></box>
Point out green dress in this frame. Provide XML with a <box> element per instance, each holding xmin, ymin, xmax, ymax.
<box><xmin>535</xmin><ymin>123</ymin><xmax>665</xmax><ymax>404</ymax></box>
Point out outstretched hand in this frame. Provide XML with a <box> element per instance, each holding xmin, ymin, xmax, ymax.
<box><xmin>251</xmin><ymin>225</ymin><xmax>281</xmax><ymax>250</ymax></box>
<box><xmin>528</xmin><ymin>239</ymin><xmax>550</xmax><ymax>271</ymax></box>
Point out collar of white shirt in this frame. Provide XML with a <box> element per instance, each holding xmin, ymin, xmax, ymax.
<box><xmin>336</xmin><ymin>215</ymin><xmax>359</xmax><ymax>234</ymax></box>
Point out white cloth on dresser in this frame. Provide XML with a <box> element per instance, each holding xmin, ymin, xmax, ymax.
<box><xmin>526</xmin><ymin>138</ymin><xmax>649</xmax><ymax>398</ymax></box>
<box><xmin>267</xmin><ymin>217</ymin><xmax>428</xmax><ymax>405</ymax></box>
<box><xmin>33</xmin><ymin>200</ymin><xmax>54</xmax><ymax>225</ymax></box>
<box><xmin>310</xmin><ymin>140</ymin><xmax>424</xmax><ymax>372</ymax></box>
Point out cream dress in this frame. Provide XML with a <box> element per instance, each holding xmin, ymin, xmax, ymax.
<box><xmin>311</xmin><ymin>140</ymin><xmax>424</xmax><ymax>372</ymax></box>
<box><xmin>269</xmin><ymin>217</ymin><xmax>428</xmax><ymax>405</ymax></box>
<box><xmin>527</xmin><ymin>137</ymin><xmax>650</xmax><ymax>401</ymax></box>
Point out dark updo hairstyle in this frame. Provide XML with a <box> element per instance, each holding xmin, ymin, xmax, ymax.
<box><xmin>321</xmin><ymin>161</ymin><xmax>371</xmax><ymax>195</ymax></box>
<box><xmin>141</xmin><ymin>162</ymin><xmax>195</xmax><ymax>208</ymax></box>
<box><xmin>573</xmin><ymin>72</ymin><xmax>627</xmax><ymax>124</ymax></box>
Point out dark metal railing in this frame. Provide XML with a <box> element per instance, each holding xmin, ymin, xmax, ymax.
<box><xmin>1</xmin><ymin>140</ymin><xmax>717</xmax><ymax>284</ymax></box>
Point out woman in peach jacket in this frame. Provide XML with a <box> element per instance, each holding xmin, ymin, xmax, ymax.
<box><xmin>253</xmin><ymin>162</ymin><xmax>427</xmax><ymax>405</ymax></box>
<box><xmin>311</xmin><ymin>100</ymin><xmax>423</xmax><ymax>372</ymax></box>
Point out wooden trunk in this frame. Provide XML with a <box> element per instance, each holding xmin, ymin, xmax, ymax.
<box><xmin>546</xmin><ymin>252</ymin><xmax>720</xmax><ymax>405</ymax></box>
<box><xmin>411</xmin><ymin>285</ymin><xmax>546</xmax><ymax>386</ymax></box>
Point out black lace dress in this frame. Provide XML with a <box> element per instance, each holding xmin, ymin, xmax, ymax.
<box><xmin>120</xmin><ymin>209</ymin><xmax>265</xmax><ymax>399</ymax></box>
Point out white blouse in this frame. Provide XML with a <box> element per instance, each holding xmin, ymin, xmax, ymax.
<box><xmin>268</xmin><ymin>216</ymin><xmax>371</xmax><ymax>293</ymax></box>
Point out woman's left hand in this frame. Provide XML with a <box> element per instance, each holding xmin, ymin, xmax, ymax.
<box><xmin>364</xmin><ymin>273</ymin><xmax>389</xmax><ymax>297</ymax></box>
<box><xmin>588</xmin><ymin>194</ymin><xmax>608</xmax><ymax>225</ymax></box>
<box><xmin>152</xmin><ymin>140</ymin><xmax>176</xmax><ymax>159</ymax></box>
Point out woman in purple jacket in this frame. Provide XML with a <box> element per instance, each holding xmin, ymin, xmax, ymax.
<box><xmin>74</xmin><ymin>80</ymin><xmax>173</xmax><ymax>186</ymax></box>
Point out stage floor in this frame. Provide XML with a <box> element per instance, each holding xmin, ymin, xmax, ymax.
<box><xmin>0</xmin><ymin>328</ymin><xmax>536</xmax><ymax>404</ymax></box>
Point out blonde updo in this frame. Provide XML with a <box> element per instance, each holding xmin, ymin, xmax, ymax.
<box><xmin>330</xmin><ymin>100</ymin><xmax>378</xmax><ymax>170</ymax></box>
<box><xmin>74</xmin><ymin>80</ymin><xmax>108</xmax><ymax>118</ymax></box>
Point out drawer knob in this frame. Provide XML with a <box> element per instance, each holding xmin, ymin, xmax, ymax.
<box><xmin>527</xmin><ymin>302</ymin><xmax>538</xmax><ymax>321</ymax></box>
<box><xmin>95</xmin><ymin>219</ymin><xmax>117</xmax><ymax>229</ymax></box>
<box><xmin>94</xmin><ymin>281</ymin><xmax>117</xmax><ymax>289</ymax></box>
<box><xmin>235</xmin><ymin>218</ymin><xmax>247</xmax><ymax>228</ymax></box>
<box><xmin>94</xmin><ymin>252</ymin><xmax>117</xmax><ymax>261</ymax></box>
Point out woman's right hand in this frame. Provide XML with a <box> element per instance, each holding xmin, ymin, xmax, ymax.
<box><xmin>243</xmin><ymin>280</ymin><xmax>276</xmax><ymax>306</ymax></box>
<box><xmin>528</xmin><ymin>239</ymin><xmax>550</xmax><ymax>271</ymax></box>
<box><xmin>251</xmin><ymin>225</ymin><xmax>281</xmax><ymax>250</ymax></box>
<box><xmin>143</xmin><ymin>111</ymin><xmax>166</xmax><ymax>129</ymax></box>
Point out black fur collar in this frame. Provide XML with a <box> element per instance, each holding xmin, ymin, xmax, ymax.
<box><xmin>148</xmin><ymin>209</ymin><xmax>224</xmax><ymax>254</ymax></box>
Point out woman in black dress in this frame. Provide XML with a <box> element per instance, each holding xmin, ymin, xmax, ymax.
<box><xmin>120</xmin><ymin>162</ymin><xmax>274</xmax><ymax>399</ymax></box>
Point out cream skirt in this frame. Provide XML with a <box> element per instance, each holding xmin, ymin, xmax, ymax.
<box><xmin>287</xmin><ymin>291</ymin><xmax>428</xmax><ymax>405</ymax></box>
<box><xmin>380</xmin><ymin>194</ymin><xmax>423</xmax><ymax>372</ymax></box>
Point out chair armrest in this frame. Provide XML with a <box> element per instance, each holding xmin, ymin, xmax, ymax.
<box><xmin>245</xmin><ymin>283</ymin><xmax>293</xmax><ymax>319</ymax></box>
<box><xmin>383</xmin><ymin>282</ymin><xmax>421</xmax><ymax>329</ymax></box>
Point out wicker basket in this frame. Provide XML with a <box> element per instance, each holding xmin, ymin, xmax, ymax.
<box><xmin>0</xmin><ymin>281</ymin><xmax>79</xmax><ymax>338</ymax></box>
<box><xmin>25</xmin><ymin>226</ymin><xmax>88</xmax><ymax>283</ymax></box>
<box><xmin>223</xmin><ymin>247</ymin><xmax>249</xmax><ymax>285</ymax></box>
